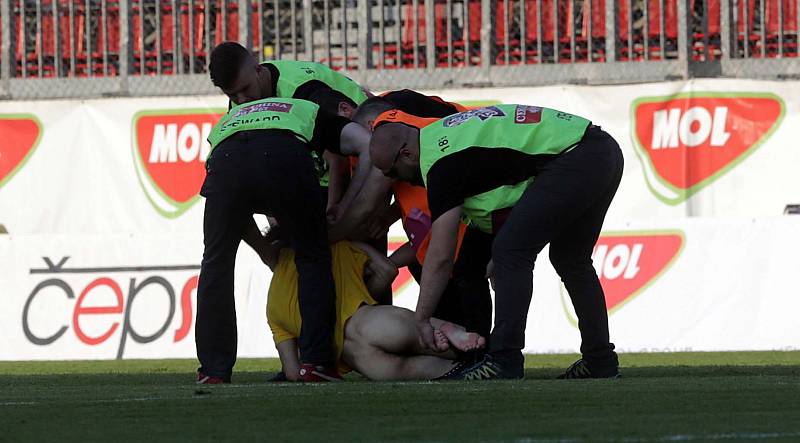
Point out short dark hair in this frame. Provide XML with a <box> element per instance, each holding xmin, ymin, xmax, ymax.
<box><xmin>307</xmin><ymin>88</ymin><xmax>357</xmax><ymax>115</ymax></box>
<box><xmin>352</xmin><ymin>96</ymin><xmax>395</xmax><ymax>126</ymax></box>
<box><xmin>209</xmin><ymin>42</ymin><xmax>253</xmax><ymax>89</ymax></box>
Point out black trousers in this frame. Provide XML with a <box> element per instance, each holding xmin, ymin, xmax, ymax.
<box><xmin>489</xmin><ymin>126</ymin><xmax>624</xmax><ymax>367</ymax></box>
<box><xmin>409</xmin><ymin>226</ymin><xmax>493</xmax><ymax>338</ymax></box>
<box><xmin>196</xmin><ymin>130</ymin><xmax>336</xmax><ymax>378</ymax></box>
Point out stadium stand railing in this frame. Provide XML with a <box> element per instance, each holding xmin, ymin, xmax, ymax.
<box><xmin>1</xmin><ymin>0</ymin><xmax>799</xmax><ymax>99</ymax></box>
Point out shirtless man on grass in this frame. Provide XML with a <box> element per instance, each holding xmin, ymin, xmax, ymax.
<box><xmin>263</xmin><ymin>237</ymin><xmax>484</xmax><ymax>381</ymax></box>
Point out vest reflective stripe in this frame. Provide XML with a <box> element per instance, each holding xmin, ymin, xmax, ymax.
<box><xmin>268</xmin><ymin>60</ymin><xmax>369</xmax><ymax>105</ymax></box>
<box><xmin>207</xmin><ymin>98</ymin><xmax>319</xmax><ymax>151</ymax></box>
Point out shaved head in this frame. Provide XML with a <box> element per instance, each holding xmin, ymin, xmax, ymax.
<box><xmin>352</xmin><ymin>96</ymin><xmax>395</xmax><ymax>129</ymax></box>
<box><xmin>370</xmin><ymin>123</ymin><xmax>422</xmax><ymax>184</ymax></box>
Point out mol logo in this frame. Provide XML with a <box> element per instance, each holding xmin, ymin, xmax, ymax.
<box><xmin>561</xmin><ymin>231</ymin><xmax>684</xmax><ymax>323</ymax></box>
<box><xmin>0</xmin><ymin>114</ymin><xmax>43</xmax><ymax>190</ymax></box>
<box><xmin>631</xmin><ymin>93</ymin><xmax>784</xmax><ymax>204</ymax></box>
<box><xmin>133</xmin><ymin>109</ymin><xmax>225</xmax><ymax>217</ymax></box>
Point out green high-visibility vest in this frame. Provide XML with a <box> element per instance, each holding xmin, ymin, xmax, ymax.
<box><xmin>208</xmin><ymin>97</ymin><xmax>319</xmax><ymax>151</ymax></box>
<box><xmin>267</xmin><ymin>60</ymin><xmax>369</xmax><ymax>105</ymax></box>
<box><xmin>207</xmin><ymin>97</ymin><xmax>332</xmax><ymax>185</ymax></box>
<box><xmin>460</xmin><ymin>180</ymin><xmax>532</xmax><ymax>233</ymax></box>
<box><xmin>419</xmin><ymin>104</ymin><xmax>590</xmax><ymax>233</ymax></box>
<box><xmin>311</xmin><ymin>151</ymin><xmax>330</xmax><ymax>187</ymax></box>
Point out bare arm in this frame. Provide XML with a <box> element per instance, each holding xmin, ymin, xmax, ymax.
<box><xmin>353</xmin><ymin>241</ymin><xmax>399</xmax><ymax>296</ymax></box>
<box><xmin>334</xmin><ymin>123</ymin><xmax>374</xmax><ymax>224</ymax></box>
<box><xmin>328</xmin><ymin>166</ymin><xmax>394</xmax><ymax>242</ymax></box>
<box><xmin>415</xmin><ymin>206</ymin><xmax>462</xmax><ymax>350</ymax></box>
<box><xmin>325</xmin><ymin>152</ymin><xmax>351</xmax><ymax>208</ymax></box>
<box><xmin>276</xmin><ymin>339</ymin><xmax>301</xmax><ymax>381</ymax></box>
<box><xmin>389</xmin><ymin>242</ymin><xmax>418</xmax><ymax>269</ymax></box>
<box><xmin>241</xmin><ymin>218</ymin><xmax>263</xmax><ymax>250</ymax></box>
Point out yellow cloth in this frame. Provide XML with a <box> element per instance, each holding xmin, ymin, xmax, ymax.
<box><xmin>267</xmin><ymin>241</ymin><xmax>377</xmax><ymax>373</ymax></box>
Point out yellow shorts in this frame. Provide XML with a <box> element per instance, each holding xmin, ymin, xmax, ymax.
<box><xmin>266</xmin><ymin>241</ymin><xmax>377</xmax><ymax>373</ymax></box>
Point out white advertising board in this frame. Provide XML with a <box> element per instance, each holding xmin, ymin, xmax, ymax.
<box><xmin>1</xmin><ymin>79</ymin><xmax>798</xmax><ymax>360</ymax></box>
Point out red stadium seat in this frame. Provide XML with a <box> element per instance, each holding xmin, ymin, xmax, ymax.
<box><xmin>735</xmin><ymin>0</ymin><xmax>763</xmax><ymax>56</ymax></box>
<box><xmin>763</xmin><ymin>0</ymin><xmax>798</xmax><ymax>57</ymax></box>
<box><xmin>494</xmin><ymin>0</ymin><xmax>555</xmax><ymax>64</ymax></box>
<box><xmin>401</xmin><ymin>2</ymin><xmax>428</xmax><ymax>67</ymax></box>
<box><xmin>690</xmin><ymin>0</ymin><xmax>721</xmax><ymax>60</ymax></box>
<box><xmin>12</xmin><ymin>0</ymin><xmax>796</xmax><ymax>77</ymax></box>
<box><xmin>213</xmin><ymin>0</ymin><xmax>239</xmax><ymax>46</ymax></box>
<box><xmin>493</xmin><ymin>0</ymin><xmax>606</xmax><ymax>64</ymax></box>
<box><xmin>618</xmin><ymin>0</ymin><xmax>679</xmax><ymax>61</ymax></box>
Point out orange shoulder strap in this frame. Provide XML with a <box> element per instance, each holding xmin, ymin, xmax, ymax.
<box><xmin>372</xmin><ymin>109</ymin><xmax>439</xmax><ymax>131</ymax></box>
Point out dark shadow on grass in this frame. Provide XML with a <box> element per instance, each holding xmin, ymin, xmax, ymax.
<box><xmin>5</xmin><ymin>365</ymin><xmax>800</xmax><ymax>388</ymax></box>
<box><xmin>3</xmin><ymin>371</ymin><xmax>277</xmax><ymax>388</ymax></box>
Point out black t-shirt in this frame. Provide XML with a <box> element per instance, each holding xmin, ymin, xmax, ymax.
<box><xmin>382</xmin><ymin>89</ymin><xmax>461</xmax><ymax>118</ymax></box>
<box><xmin>425</xmin><ymin>147</ymin><xmax>551</xmax><ymax>221</ymax></box>
<box><xmin>308</xmin><ymin>109</ymin><xmax>351</xmax><ymax>154</ymax></box>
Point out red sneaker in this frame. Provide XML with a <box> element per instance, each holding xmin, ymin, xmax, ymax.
<box><xmin>297</xmin><ymin>364</ymin><xmax>342</xmax><ymax>382</ymax></box>
<box><xmin>196</xmin><ymin>372</ymin><xmax>230</xmax><ymax>384</ymax></box>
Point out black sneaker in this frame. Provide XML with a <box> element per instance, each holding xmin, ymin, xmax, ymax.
<box><xmin>431</xmin><ymin>359</ymin><xmax>472</xmax><ymax>381</ymax></box>
<box><xmin>445</xmin><ymin>354</ymin><xmax>524</xmax><ymax>381</ymax></box>
<box><xmin>557</xmin><ymin>358</ymin><xmax>620</xmax><ymax>379</ymax></box>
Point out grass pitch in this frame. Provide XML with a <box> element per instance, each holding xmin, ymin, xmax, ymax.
<box><xmin>2</xmin><ymin>352</ymin><xmax>799</xmax><ymax>442</ymax></box>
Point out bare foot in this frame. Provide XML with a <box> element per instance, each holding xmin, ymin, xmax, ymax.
<box><xmin>433</xmin><ymin>329</ymin><xmax>450</xmax><ymax>352</ymax></box>
<box><xmin>439</xmin><ymin>322</ymin><xmax>486</xmax><ymax>352</ymax></box>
